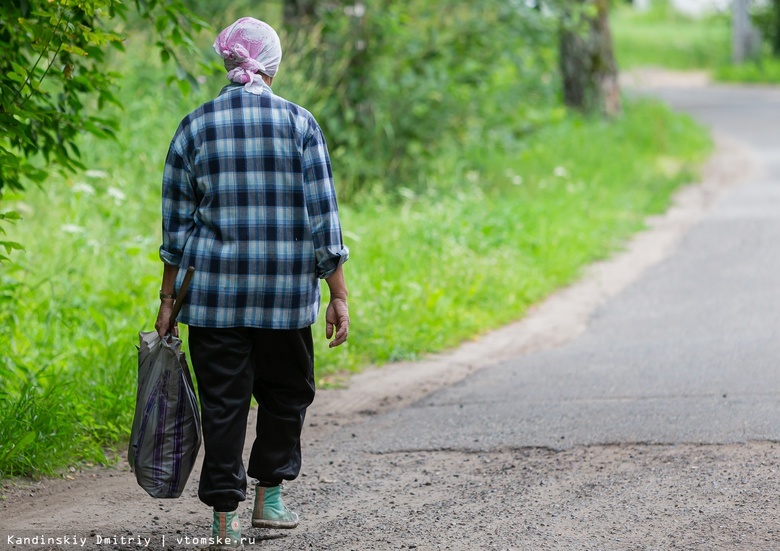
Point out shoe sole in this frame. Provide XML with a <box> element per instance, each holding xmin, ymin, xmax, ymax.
<box><xmin>251</xmin><ymin>519</ymin><xmax>299</xmax><ymax>529</ymax></box>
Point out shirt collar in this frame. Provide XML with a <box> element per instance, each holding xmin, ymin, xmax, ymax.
<box><xmin>219</xmin><ymin>80</ymin><xmax>272</xmax><ymax>97</ymax></box>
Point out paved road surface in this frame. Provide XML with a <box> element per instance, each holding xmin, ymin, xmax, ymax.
<box><xmin>245</xmin><ymin>82</ymin><xmax>780</xmax><ymax>550</ymax></box>
<box><xmin>327</xmin><ymin>85</ymin><xmax>780</xmax><ymax>457</ymax></box>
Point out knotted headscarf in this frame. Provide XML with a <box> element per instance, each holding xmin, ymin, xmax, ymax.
<box><xmin>213</xmin><ymin>17</ymin><xmax>282</xmax><ymax>95</ymax></box>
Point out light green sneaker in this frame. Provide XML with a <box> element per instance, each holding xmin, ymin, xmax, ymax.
<box><xmin>251</xmin><ymin>484</ymin><xmax>300</xmax><ymax>529</ymax></box>
<box><xmin>209</xmin><ymin>510</ymin><xmax>243</xmax><ymax>550</ymax></box>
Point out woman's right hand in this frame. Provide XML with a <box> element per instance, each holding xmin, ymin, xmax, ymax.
<box><xmin>155</xmin><ymin>300</ymin><xmax>179</xmax><ymax>338</ymax></box>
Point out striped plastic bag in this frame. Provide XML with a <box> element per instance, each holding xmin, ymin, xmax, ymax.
<box><xmin>129</xmin><ymin>331</ymin><xmax>201</xmax><ymax>498</ymax></box>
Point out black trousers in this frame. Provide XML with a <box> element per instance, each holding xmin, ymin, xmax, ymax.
<box><xmin>188</xmin><ymin>326</ymin><xmax>315</xmax><ymax>512</ymax></box>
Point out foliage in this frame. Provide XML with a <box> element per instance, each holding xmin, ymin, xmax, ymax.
<box><xmin>276</xmin><ymin>0</ymin><xmax>558</xmax><ymax>202</ymax></box>
<box><xmin>751</xmin><ymin>0</ymin><xmax>780</xmax><ymax>57</ymax></box>
<box><xmin>0</xmin><ymin>0</ymin><xmax>211</xmax><ymax>255</ymax></box>
<box><xmin>0</xmin><ymin>211</ymin><xmax>24</xmax><ymax>262</ymax></box>
<box><xmin>610</xmin><ymin>2</ymin><xmax>731</xmax><ymax>70</ymax></box>
<box><xmin>611</xmin><ymin>0</ymin><xmax>780</xmax><ymax>84</ymax></box>
<box><xmin>714</xmin><ymin>55</ymin><xmax>780</xmax><ymax>83</ymax></box>
<box><xmin>183</xmin><ymin>0</ymin><xmax>279</xmax><ymax>29</ymax></box>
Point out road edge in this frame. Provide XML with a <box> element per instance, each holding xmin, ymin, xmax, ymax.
<box><xmin>309</xmin><ymin>131</ymin><xmax>758</xmax><ymax>426</ymax></box>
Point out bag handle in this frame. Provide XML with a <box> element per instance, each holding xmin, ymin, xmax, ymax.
<box><xmin>171</xmin><ymin>266</ymin><xmax>195</xmax><ymax>323</ymax></box>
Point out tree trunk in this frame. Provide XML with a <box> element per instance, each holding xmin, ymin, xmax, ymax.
<box><xmin>732</xmin><ymin>0</ymin><xmax>752</xmax><ymax>63</ymax></box>
<box><xmin>559</xmin><ymin>0</ymin><xmax>621</xmax><ymax>118</ymax></box>
<box><xmin>773</xmin><ymin>0</ymin><xmax>780</xmax><ymax>56</ymax></box>
<box><xmin>283</xmin><ymin>0</ymin><xmax>318</xmax><ymax>30</ymax></box>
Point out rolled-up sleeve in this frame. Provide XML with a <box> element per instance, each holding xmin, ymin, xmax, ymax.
<box><xmin>160</xmin><ymin>141</ymin><xmax>197</xmax><ymax>266</ymax></box>
<box><xmin>302</xmin><ymin>124</ymin><xmax>349</xmax><ymax>279</ymax></box>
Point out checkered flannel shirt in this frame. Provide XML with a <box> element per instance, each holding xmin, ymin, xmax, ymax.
<box><xmin>160</xmin><ymin>83</ymin><xmax>349</xmax><ymax>329</ymax></box>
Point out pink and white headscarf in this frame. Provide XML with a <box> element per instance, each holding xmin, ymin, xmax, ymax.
<box><xmin>213</xmin><ymin>17</ymin><xmax>282</xmax><ymax>95</ymax></box>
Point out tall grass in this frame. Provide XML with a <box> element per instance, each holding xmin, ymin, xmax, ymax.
<box><xmin>611</xmin><ymin>2</ymin><xmax>732</xmax><ymax>70</ymax></box>
<box><xmin>714</xmin><ymin>52</ymin><xmax>780</xmax><ymax>83</ymax></box>
<box><xmin>611</xmin><ymin>0</ymin><xmax>780</xmax><ymax>84</ymax></box>
<box><xmin>0</xmin><ymin>34</ymin><xmax>712</xmax><ymax>477</ymax></box>
<box><xmin>341</xmin><ymin>100</ymin><xmax>710</xmax><ymax>367</ymax></box>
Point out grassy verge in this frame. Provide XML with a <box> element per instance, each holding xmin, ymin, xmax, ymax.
<box><xmin>0</xmin><ymin>42</ymin><xmax>712</xmax><ymax>477</ymax></box>
<box><xmin>611</xmin><ymin>3</ymin><xmax>731</xmax><ymax>71</ymax></box>
<box><xmin>340</xmin><ymin>100</ymin><xmax>711</xmax><ymax>369</ymax></box>
<box><xmin>611</xmin><ymin>2</ymin><xmax>780</xmax><ymax>85</ymax></box>
<box><xmin>714</xmin><ymin>55</ymin><xmax>780</xmax><ymax>83</ymax></box>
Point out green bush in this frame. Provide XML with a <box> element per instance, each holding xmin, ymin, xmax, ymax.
<box><xmin>277</xmin><ymin>0</ymin><xmax>558</xmax><ymax>202</ymax></box>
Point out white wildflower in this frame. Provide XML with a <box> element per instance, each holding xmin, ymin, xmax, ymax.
<box><xmin>85</xmin><ymin>169</ymin><xmax>109</xmax><ymax>179</ymax></box>
<box><xmin>553</xmin><ymin>166</ymin><xmax>568</xmax><ymax>178</ymax></box>
<box><xmin>466</xmin><ymin>171</ymin><xmax>480</xmax><ymax>184</ymax></box>
<box><xmin>107</xmin><ymin>187</ymin><xmax>126</xmax><ymax>204</ymax></box>
<box><xmin>60</xmin><ymin>224</ymin><xmax>85</xmax><ymax>234</ymax></box>
<box><xmin>13</xmin><ymin>202</ymin><xmax>34</xmax><ymax>216</ymax></box>
<box><xmin>343</xmin><ymin>230</ymin><xmax>361</xmax><ymax>243</ymax></box>
<box><xmin>72</xmin><ymin>182</ymin><xmax>96</xmax><ymax>195</ymax></box>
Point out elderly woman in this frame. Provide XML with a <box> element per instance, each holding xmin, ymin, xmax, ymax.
<box><xmin>155</xmin><ymin>17</ymin><xmax>350</xmax><ymax>550</ymax></box>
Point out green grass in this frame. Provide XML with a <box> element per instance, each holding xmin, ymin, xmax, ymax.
<box><xmin>714</xmin><ymin>54</ymin><xmax>780</xmax><ymax>83</ymax></box>
<box><xmin>340</xmin><ymin>100</ymin><xmax>711</xmax><ymax>368</ymax></box>
<box><xmin>611</xmin><ymin>1</ymin><xmax>780</xmax><ymax>85</ymax></box>
<box><xmin>0</xmin><ymin>37</ymin><xmax>712</xmax><ymax>478</ymax></box>
<box><xmin>611</xmin><ymin>4</ymin><xmax>731</xmax><ymax>70</ymax></box>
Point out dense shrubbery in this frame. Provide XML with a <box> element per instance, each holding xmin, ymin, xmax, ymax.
<box><xmin>0</xmin><ymin>0</ymin><xmax>213</xmax><ymax>260</ymax></box>
<box><xmin>277</xmin><ymin>0</ymin><xmax>558</xmax><ymax>202</ymax></box>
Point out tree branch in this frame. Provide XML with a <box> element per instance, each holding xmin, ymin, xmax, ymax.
<box><xmin>10</xmin><ymin>7</ymin><xmax>67</xmax><ymax>108</ymax></box>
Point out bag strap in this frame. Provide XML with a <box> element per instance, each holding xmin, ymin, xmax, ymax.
<box><xmin>171</xmin><ymin>266</ymin><xmax>195</xmax><ymax>322</ymax></box>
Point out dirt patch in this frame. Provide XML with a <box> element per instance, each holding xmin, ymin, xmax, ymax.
<box><xmin>4</xmin><ymin>442</ymin><xmax>780</xmax><ymax>550</ymax></box>
<box><xmin>271</xmin><ymin>442</ymin><xmax>780</xmax><ymax>550</ymax></box>
<box><xmin>619</xmin><ymin>68</ymin><xmax>712</xmax><ymax>90</ymax></box>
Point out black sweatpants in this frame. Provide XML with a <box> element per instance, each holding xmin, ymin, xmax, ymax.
<box><xmin>188</xmin><ymin>326</ymin><xmax>315</xmax><ymax>512</ymax></box>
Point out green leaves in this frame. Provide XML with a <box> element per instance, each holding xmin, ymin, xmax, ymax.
<box><xmin>0</xmin><ymin>211</ymin><xmax>23</xmax><ymax>262</ymax></box>
<box><xmin>0</xmin><ymin>241</ymin><xmax>24</xmax><ymax>255</ymax></box>
<box><xmin>0</xmin><ymin>0</ymin><xmax>215</xmax><ymax>271</ymax></box>
<box><xmin>6</xmin><ymin>71</ymin><xmax>27</xmax><ymax>85</ymax></box>
<box><xmin>2</xmin><ymin>2</ymin><xmax>118</xmax><ymax>193</ymax></box>
<box><xmin>0</xmin><ymin>211</ymin><xmax>21</xmax><ymax>223</ymax></box>
<box><xmin>0</xmin><ymin>0</ymin><xmax>212</xmax><ymax>198</ymax></box>
<box><xmin>279</xmin><ymin>0</ymin><xmax>557</xmax><ymax>203</ymax></box>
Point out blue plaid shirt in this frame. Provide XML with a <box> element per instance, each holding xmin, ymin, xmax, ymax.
<box><xmin>160</xmin><ymin>83</ymin><xmax>349</xmax><ymax>329</ymax></box>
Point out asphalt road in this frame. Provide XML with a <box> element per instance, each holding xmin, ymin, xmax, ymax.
<box><xmin>332</xmin><ymin>84</ymin><xmax>780</xmax><ymax>455</ymax></box>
